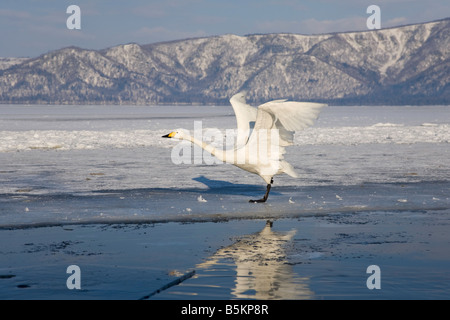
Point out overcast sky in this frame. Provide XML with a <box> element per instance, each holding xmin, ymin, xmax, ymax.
<box><xmin>1</xmin><ymin>0</ymin><xmax>449</xmax><ymax>57</ymax></box>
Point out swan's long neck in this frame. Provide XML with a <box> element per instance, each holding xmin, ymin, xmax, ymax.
<box><xmin>185</xmin><ymin>135</ymin><xmax>225</xmax><ymax>162</ymax></box>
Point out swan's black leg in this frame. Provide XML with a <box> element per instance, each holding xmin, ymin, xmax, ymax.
<box><xmin>249</xmin><ymin>178</ymin><xmax>273</xmax><ymax>203</ymax></box>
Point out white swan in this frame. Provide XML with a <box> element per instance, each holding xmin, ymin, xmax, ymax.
<box><xmin>163</xmin><ymin>92</ymin><xmax>326</xmax><ymax>203</ymax></box>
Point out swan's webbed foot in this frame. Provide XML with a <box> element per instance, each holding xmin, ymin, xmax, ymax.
<box><xmin>249</xmin><ymin>180</ymin><xmax>273</xmax><ymax>203</ymax></box>
<box><xmin>249</xmin><ymin>198</ymin><xmax>267</xmax><ymax>203</ymax></box>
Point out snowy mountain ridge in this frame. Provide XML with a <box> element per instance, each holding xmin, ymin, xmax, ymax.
<box><xmin>0</xmin><ymin>18</ymin><xmax>449</xmax><ymax>105</ymax></box>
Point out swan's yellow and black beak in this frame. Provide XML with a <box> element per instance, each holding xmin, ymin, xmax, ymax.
<box><xmin>162</xmin><ymin>132</ymin><xmax>176</xmax><ymax>138</ymax></box>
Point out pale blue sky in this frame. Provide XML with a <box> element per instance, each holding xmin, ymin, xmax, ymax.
<box><xmin>1</xmin><ymin>0</ymin><xmax>449</xmax><ymax>57</ymax></box>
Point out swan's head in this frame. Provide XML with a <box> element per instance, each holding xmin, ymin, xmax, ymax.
<box><xmin>162</xmin><ymin>130</ymin><xmax>187</xmax><ymax>140</ymax></box>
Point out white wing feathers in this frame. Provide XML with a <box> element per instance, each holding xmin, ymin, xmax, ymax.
<box><xmin>254</xmin><ymin>100</ymin><xmax>326</xmax><ymax>146</ymax></box>
<box><xmin>228</xmin><ymin>94</ymin><xmax>326</xmax><ymax>180</ymax></box>
<box><xmin>229</xmin><ymin>92</ymin><xmax>257</xmax><ymax>148</ymax></box>
<box><xmin>259</xmin><ymin>100</ymin><xmax>326</xmax><ymax>132</ymax></box>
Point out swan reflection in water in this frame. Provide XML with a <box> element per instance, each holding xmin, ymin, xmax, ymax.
<box><xmin>196</xmin><ymin>221</ymin><xmax>313</xmax><ymax>299</ymax></box>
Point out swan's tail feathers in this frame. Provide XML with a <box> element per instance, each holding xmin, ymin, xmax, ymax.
<box><xmin>281</xmin><ymin>161</ymin><xmax>299</xmax><ymax>178</ymax></box>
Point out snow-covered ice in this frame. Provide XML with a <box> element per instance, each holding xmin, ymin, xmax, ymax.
<box><xmin>0</xmin><ymin>105</ymin><xmax>449</xmax><ymax>152</ymax></box>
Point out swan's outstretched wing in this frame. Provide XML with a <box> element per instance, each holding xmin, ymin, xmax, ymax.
<box><xmin>255</xmin><ymin>100</ymin><xmax>327</xmax><ymax>146</ymax></box>
<box><xmin>244</xmin><ymin>100</ymin><xmax>326</xmax><ymax>177</ymax></box>
<box><xmin>229</xmin><ymin>92</ymin><xmax>258</xmax><ymax>148</ymax></box>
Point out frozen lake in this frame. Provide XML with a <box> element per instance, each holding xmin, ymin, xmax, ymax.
<box><xmin>0</xmin><ymin>104</ymin><xmax>449</xmax><ymax>227</ymax></box>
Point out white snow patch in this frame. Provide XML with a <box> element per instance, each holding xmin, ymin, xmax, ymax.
<box><xmin>0</xmin><ymin>123</ymin><xmax>449</xmax><ymax>152</ymax></box>
<box><xmin>371</xmin><ymin>123</ymin><xmax>404</xmax><ymax>127</ymax></box>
